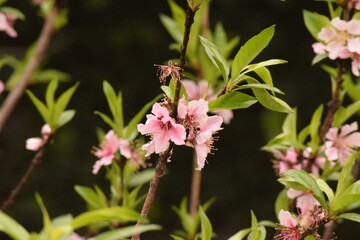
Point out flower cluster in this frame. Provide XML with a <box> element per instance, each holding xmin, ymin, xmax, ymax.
<box><xmin>25</xmin><ymin>124</ymin><xmax>52</xmax><ymax>151</ymax></box>
<box><xmin>0</xmin><ymin>12</ymin><xmax>18</xmax><ymax>38</ymax></box>
<box><xmin>312</xmin><ymin>17</ymin><xmax>360</xmax><ymax>75</ymax></box>
<box><xmin>92</xmin><ymin>130</ymin><xmax>144</xmax><ymax>174</ymax></box>
<box><xmin>270</xmin><ymin>122</ymin><xmax>360</xmax><ymax>176</ymax></box>
<box><xmin>137</xmin><ymin>97</ymin><xmax>223</xmax><ymax>170</ymax></box>
<box><xmin>182</xmin><ymin>80</ymin><xmax>233</xmax><ymax>124</ymax></box>
<box><xmin>348</xmin><ymin>0</ymin><xmax>360</xmax><ymax>10</ymax></box>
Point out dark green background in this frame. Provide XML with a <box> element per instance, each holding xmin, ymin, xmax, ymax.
<box><xmin>0</xmin><ymin>0</ymin><xmax>358</xmax><ymax>239</ymax></box>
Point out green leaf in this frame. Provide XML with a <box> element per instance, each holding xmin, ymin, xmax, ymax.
<box><xmin>253</xmin><ymin>67</ymin><xmax>273</xmax><ymax>87</ymax></box>
<box><xmin>335</xmin><ymin>152</ymin><xmax>360</xmax><ymax>198</ymax></box>
<box><xmin>94</xmin><ymin>111</ymin><xmax>118</xmax><ymax>131</ymax></box>
<box><xmin>316</xmin><ymin>179</ymin><xmax>334</xmax><ymax>205</ymax></box>
<box><xmin>199</xmin><ymin>206</ymin><xmax>213</xmax><ymax>240</ymax></box>
<box><xmin>74</xmin><ymin>185</ymin><xmax>107</xmax><ymax>209</ymax></box>
<box><xmin>93</xmin><ymin>224</ymin><xmax>161</xmax><ymax>240</ymax></box>
<box><xmin>56</xmin><ymin>110</ymin><xmax>75</xmax><ymax>128</ymax></box>
<box><xmin>71</xmin><ymin>207</ymin><xmax>141</xmax><ymax>230</ymax></box>
<box><xmin>303</xmin><ymin>10</ymin><xmax>330</xmax><ymax>40</ymax></box>
<box><xmin>172</xmin><ymin>198</ymin><xmax>196</xmax><ymax>235</ymax></box>
<box><xmin>167</xmin><ymin>0</ymin><xmax>185</xmax><ymax>32</ymax></box>
<box><xmin>275</xmin><ymin>189</ymin><xmax>289</xmax><ymax>217</ymax></box>
<box><xmin>0</xmin><ymin>212</ymin><xmax>30</xmax><ymax>240</ymax></box>
<box><xmin>309</xmin><ymin>105</ymin><xmax>323</xmax><ymax>149</ymax></box>
<box><xmin>240</xmin><ymin>59</ymin><xmax>287</xmax><ymax>77</ymax></box>
<box><xmin>235</xmin><ymin>83</ymin><xmax>284</xmax><ymax>95</ymax></box>
<box><xmin>337</xmin><ymin>212</ymin><xmax>360</xmax><ymax>223</ymax></box>
<box><xmin>208</xmin><ymin>92</ymin><xmax>257</xmax><ymax>111</ymax></box>
<box><xmin>231</xmin><ymin>25</ymin><xmax>275</xmax><ymax>78</ymax></box>
<box><xmin>0</xmin><ymin>7</ymin><xmax>25</xmax><ymax>20</ymax></box>
<box><xmin>123</xmin><ymin>94</ymin><xmax>162</xmax><ymax>140</ymax></box>
<box><xmin>304</xmin><ymin>236</ymin><xmax>317</xmax><ymax>240</ymax></box>
<box><xmin>35</xmin><ymin>193</ymin><xmax>51</xmax><ymax>236</ymax></box>
<box><xmin>283</xmin><ymin>170</ymin><xmax>327</xmax><ymax>209</ymax></box>
<box><xmin>312</xmin><ymin>53</ymin><xmax>327</xmax><ymax>65</ymax></box>
<box><xmin>200</xmin><ymin>36</ymin><xmax>230</xmax><ymax>82</ymax></box>
<box><xmin>126</xmin><ymin>169</ymin><xmax>156</xmax><ymax>188</ymax></box>
<box><xmin>228</xmin><ymin>228</ymin><xmax>251</xmax><ymax>240</ymax></box>
<box><xmin>45</xmin><ymin>79</ymin><xmax>58</xmax><ymax>110</ymax></box>
<box><xmin>332</xmin><ymin>193</ymin><xmax>360</xmax><ymax>211</ymax></box>
<box><xmin>170</xmin><ymin>234</ymin><xmax>186</xmax><ymax>240</ymax></box>
<box><xmin>52</xmin><ymin>82</ymin><xmax>79</xmax><ymax>128</ymax></box>
<box><xmin>333</xmin><ymin>101</ymin><xmax>360</xmax><ymax>127</ymax></box>
<box><xmin>159</xmin><ymin>14</ymin><xmax>183</xmax><ymax>44</ymax></box>
<box><xmin>26</xmin><ymin>90</ymin><xmax>50</xmax><ymax>123</ymax></box>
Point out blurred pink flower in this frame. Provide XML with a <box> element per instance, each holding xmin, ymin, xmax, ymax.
<box><xmin>92</xmin><ymin>130</ymin><xmax>133</xmax><ymax>174</ymax></box>
<box><xmin>0</xmin><ymin>80</ymin><xmax>5</xmax><ymax>94</ymax></box>
<box><xmin>0</xmin><ymin>13</ymin><xmax>18</xmax><ymax>38</ymax></box>
<box><xmin>137</xmin><ymin>102</ymin><xmax>186</xmax><ymax>156</ymax></box>
<box><xmin>349</xmin><ymin>0</ymin><xmax>360</xmax><ymax>10</ymax></box>
<box><xmin>352</xmin><ymin>53</ymin><xmax>360</xmax><ymax>76</ymax></box>
<box><xmin>32</xmin><ymin>0</ymin><xmax>47</xmax><ymax>5</ymax></box>
<box><xmin>26</xmin><ymin>137</ymin><xmax>43</xmax><ymax>151</ymax></box>
<box><xmin>325</xmin><ymin>122</ymin><xmax>360</xmax><ymax>165</ymax></box>
<box><xmin>271</xmin><ymin>148</ymin><xmax>301</xmax><ymax>175</ymax></box>
<box><xmin>275</xmin><ymin>210</ymin><xmax>302</xmax><ymax>240</ymax></box>
<box><xmin>182</xmin><ymin>79</ymin><xmax>233</xmax><ymax>124</ymax></box>
<box><xmin>287</xmin><ymin>189</ymin><xmax>320</xmax><ymax>215</ymax></box>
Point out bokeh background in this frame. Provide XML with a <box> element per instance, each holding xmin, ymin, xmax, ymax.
<box><xmin>0</xmin><ymin>0</ymin><xmax>359</xmax><ymax>239</ymax></box>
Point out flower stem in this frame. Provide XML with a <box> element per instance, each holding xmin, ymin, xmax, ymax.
<box><xmin>131</xmin><ymin>4</ymin><xmax>199</xmax><ymax>240</ymax></box>
<box><xmin>0</xmin><ymin>135</ymin><xmax>53</xmax><ymax>212</ymax></box>
<box><xmin>189</xmin><ymin>150</ymin><xmax>202</xmax><ymax>216</ymax></box>
<box><xmin>0</xmin><ymin>4</ymin><xmax>59</xmax><ymax>133</ymax></box>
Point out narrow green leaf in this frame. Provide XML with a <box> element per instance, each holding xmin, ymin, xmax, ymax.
<box><xmin>52</xmin><ymin>82</ymin><xmax>79</xmax><ymax>127</ymax></box>
<box><xmin>332</xmin><ymin>193</ymin><xmax>360</xmax><ymax>211</ymax></box>
<box><xmin>126</xmin><ymin>169</ymin><xmax>155</xmax><ymax>188</ymax></box>
<box><xmin>170</xmin><ymin>234</ymin><xmax>186</xmax><ymax>240</ymax></box>
<box><xmin>231</xmin><ymin>25</ymin><xmax>275</xmax><ymax>78</ymax></box>
<box><xmin>200</xmin><ymin>36</ymin><xmax>230</xmax><ymax>82</ymax></box>
<box><xmin>283</xmin><ymin>170</ymin><xmax>327</xmax><ymax>209</ymax></box>
<box><xmin>199</xmin><ymin>206</ymin><xmax>213</xmax><ymax>240</ymax></box>
<box><xmin>45</xmin><ymin>79</ymin><xmax>58</xmax><ymax>110</ymax></box>
<box><xmin>71</xmin><ymin>207</ymin><xmax>141</xmax><ymax>230</ymax></box>
<box><xmin>93</xmin><ymin>224</ymin><xmax>161</xmax><ymax>240</ymax></box>
<box><xmin>35</xmin><ymin>193</ymin><xmax>51</xmax><ymax>235</ymax></box>
<box><xmin>303</xmin><ymin>10</ymin><xmax>330</xmax><ymax>40</ymax></box>
<box><xmin>309</xmin><ymin>105</ymin><xmax>323</xmax><ymax>149</ymax></box>
<box><xmin>304</xmin><ymin>236</ymin><xmax>317</xmax><ymax>240</ymax></box>
<box><xmin>235</xmin><ymin>83</ymin><xmax>284</xmax><ymax>95</ymax></box>
<box><xmin>94</xmin><ymin>111</ymin><xmax>118</xmax><ymax>133</ymax></box>
<box><xmin>337</xmin><ymin>212</ymin><xmax>360</xmax><ymax>223</ymax></box>
<box><xmin>240</xmin><ymin>59</ymin><xmax>287</xmax><ymax>76</ymax></box>
<box><xmin>159</xmin><ymin>14</ymin><xmax>183</xmax><ymax>44</ymax></box>
<box><xmin>228</xmin><ymin>228</ymin><xmax>251</xmax><ymax>240</ymax></box>
<box><xmin>0</xmin><ymin>212</ymin><xmax>30</xmax><ymax>240</ymax></box>
<box><xmin>253</xmin><ymin>67</ymin><xmax>273</xmax><ymax>87</ymax></box>
<box><xmin>208</xmin><ymin>92</ymin><xmax>257</xmax><ymax>111</ymax></box>
<box><xmin>56</xmin><ymin>109</ymin><xmax>75</xmax><ymax>128</ymax></box>
<box><xmin>102</xmin><ymin>81</ymin><xmax>124</xmax><ymax>135</ymax></box>
<box><xmin>74</xmin><ymin>185</ymin><xmax>105</xmax><ymax>209</ymax></box>
<box><xmin>26</xmin><ymin>90</ymin><xmax>50</xmax><ymax>123</ymax></box>
<box><xmin>123</xmin><ymin>94</ymin><xmax>162</xmax><ymax>140</ymax></box>
<box><xmin>333</xmin><ymin>101</ymin><xmax>360</xmax><ymax>127</ymax></box>
<box><xmin>316</xmin><ymin>179</ymin><xmax>334</xmax><ymax>204</ymax></box>
<box><xmin>167</xmin><ymin>0</ymin><xmax>185</xmax><ymax>32</ymax></box>
<box><xmin>275</xmin><ymin>189</ymin><xmax>289</xmax><ymax>217</ymax></box>
<box><xmin>335</xmin><ymin>152</ymin><xmax>360</xmax><ymax>198</ymax></box>
<box><xmin>312</xmin><ymin>53</ymin><xmax>327</xmax><ymax>65</ymax></box>
<box><xmin>0</xmin><ymin>7</ymin><xmax>25</xmax><ymax>20</ymax></box>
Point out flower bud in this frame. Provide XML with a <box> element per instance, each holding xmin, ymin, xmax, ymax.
<box><xmin>26</xmin><ymin>137</ymin><xmax>44</xmax><ymax>151</ymax></box>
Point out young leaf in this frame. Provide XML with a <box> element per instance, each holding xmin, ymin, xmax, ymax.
<box><xmin>200</xmin><ymin>36</ymin><xmax>230</xmax><ymax>82</ymax></box>
<box><xmin>74</xmin><ymin>185</ymin><xmax>107</xmax><ymax>209</ymax></box>
<box><xmin>94</xmin><ymin>111</ymin><xmax>118</xmax><ymax>132</ymax></box>
<box><xmin>170</xmin><ymin>234</ymin><xmax>186</xmax><ymax>240</ymax></box>
<box><xmin>231</xmin><ymin>25</ymin><xmax>275</xmax><ymax>78</ymax></box>
<box><xmin>283</xmin><ymin>170</ymin><xmax>327</xmax><ymax>209</ymax></box>
<box><xmin>208</xmin><ymin>92</ymin><xmax>257</xmax><ymax>111</ymax></box>
<box><xmin>240</xmin><ymin>59</ymin><xmax>287</xmax><ymax>77</ymax></box>
<box><xmin>26</xmin><ymin>90</ymin><xmax>50</xmax><ymax>123</ymax></box>
<box><xmin>0</xmin><ymin>212</ymin><xmax>30</xmax><ymax>240</ymax></box>
<box><xmin>56</xmin><ymin>109</ymin><xmax>75</xmax><ymax>128</ymax></box>
<box><xmin>45</xmin><ymin>79</ymin><xmax>58</xmax><ymax>110</ymax></box>
<box><xmin>336</xmin><ymin>212</ymin><xmax>360</xmax><ymax>223</ymax></box>
<box><xmin>199</xmin><ymin>206</ymin><xmax>213</xmax><ymax>240</ymax></box>
<box><xmin>275</xmin><ymin>189</ymin><xmax>289</xmax><ymax>217</ymax></box>
<box><xmin>228</xmin><ymin>228</ymin><xmax>251</xmax><ymax>240</ymax></box>
<box><xmin>126</xmin><ymin>169</ymin><xmax>156</xmax><ymax>188</ymax></box>
<box><xmin>159</xmin><ymin>14</ymin><xmax>183</xmax><ymax>44</ymax></box>
<box><xmin>303</xmin><ymin>10</ymin><xmax>330</xmax><ymax>40</ymax></box>
<box><xmin>235</xmin><ymin>83</ymin><xmax>284</xmax><ymax>95</ymax></box>
<box><xmin>309</xmin><ymin>105</ymin><xmax>323</xmax><ymax>149</ymax></box>
<box><xmin>123</xmin><ymin>94</ymin><xmax>162</xmax><ymax>140</ymax></box>
<box><xmin>35</xmin><ymin>193</ymin><xmax>51</xmax><ymax>236</ymax></box>
<box><xmin>92</xmin><ymin>224</ymin><xmax>161</xmax><ymax>240</ymax></box>
<box><xmin>316</xmin><ymin>179</ymin><xmax>334</xmax><ymax>205</ymax></box>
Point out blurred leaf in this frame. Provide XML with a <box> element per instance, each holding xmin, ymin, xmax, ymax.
<box><xmin>200</xmin><ymin>36</ymin><xmax>230</xmax><ymax>82</ymax></box>
<box><xmin>235</xmin><ymin>83</ymin><xmax>284</xmax><ymax>95</ymax></box>
<box><xmin>26</xmin><ymin>90</ymin><xmax>50</xmax><ymax>123</ymax></box>
<box><xmin>228</xmin><ymin>228</ymin><xmax>251</xmax><ymax>240</ymax></box>
<box><xmin>231</xmin><ymin>25</ymin><xmax>275</xmax><ymax>78</ymax></box>
<box><xmin>0</xmin><ymin>212</ymin><xmax>30</xmax><ymax>240</ymax></box>
<box><xmin>312</xmin><ymin>53</ymin><xmax>327</xmax><ymax>65</ymax></box>
<box><xmin>343</xmin><ymin>72</ymin><xmax>360</xmax><ymax>101</ymax></box>
<box><xmin>123</xmin><ymin>94</ymin><xmax>162</xmax><ymax>140</ymax></box>
<box><xmin>333</xmin><ymin>101</ymin><xmax>360</xmax><ymax>127</ymax></box>
<box><xmin>45</xmin><ymin>79</ymin><xmax>58</xmax><ymax>110</ymax></box>
<box><xmin>35</xmin><ymin>193</ymin><xmax>51</xmax><ymax>236</ymax></box>
<box><xmin>54</xmin><ymin>9</ymin><xmax>68</xmax><ymax>30</ymax></box>
<box><xmin>74</xmin><ymin>185</ymin><xmax>107</xmax><ymax>209</ymax></box>
<box><xmin>56</xmin><ymin>110</ymin><xmax>75</xmax><ymax>128</ymax></box>
<box><xmin>304</xmin><ymin>236</ymin><xmax>317</xmax><ymax>240</ymax></box>
<box><xmin>337</xmin><ymin>212</ymin><xmax>360</xmax><ymax>223</ymax></box>
<box><xmin>170</xmin><ymin>234</ymin><xmax>186</xmax><ymax>240</ymax></box>
<box><xmin>316</xmin><ymin>179</ymin><xmax>334</xmax><ymax>204</ymax></box>
<box><xmin>309</xmin><ymin>105</ymin><xmax>323</xmax><ymax>150</ymax></box>
<box><xmin>31</xmin><ymin>69</ymin><xmax>69</xmax><ymax>84</ymax></box>
<box><xmin>126</xmin><ymin>169</ymin><xmax>155</xmax><ymax>188</ymax></box>
<box><xmin>275</xmin><ymin>189</ymin><xmax>289</xmax><ymax>217</ymax></box>
<box><xmin>71</xmin><ymin>207</ymin><xmax>141</xmax><ymax>230</ymax></box>
<box><xmin>208</xmin><ymin>92</ymin><xmax>257</xmax><ymax>111</ymax></box>
<box><xmin>160</xmin><ymin>14</ymin><xmax>183</xmax><ymax>44</ymax></box>
<box><xmin>167</xmin><ymin>0</ymin><xmax>185</xmax><ymax>32</ymax></box>
<box><xmin>303</xmin><ymin>10</ymin><xmax>330</xmax><ymax>40</ymax></box>
<box><xmin>94</xmin><ymin>111</ymin><xmax>117</xmax><ymax>131</ymax></box>
<box><xmin>199</xmin><ymin>206</ymin><xmax>213</xmax><ymax>240</ymax></box>
<box><xmin>93</xmin><ymin>224</ymin><xmax>161</xmax><ymax>240</ymax></box>
<box><xmin>0</xmin><ymin>7</ymin><xmax>25</xmax><ymax>19</ymax></box>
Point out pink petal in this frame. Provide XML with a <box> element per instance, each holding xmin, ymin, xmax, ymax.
<box><xmin>152</xmin><ymin>102</ymin><xmax>170</xmax><ymax>119</ymax></box>
<box><xmin>198</xmin><ymin>80</ymin><xmax>212</xmax><ymax>98</ymax></box>
<box><xmin>153</xmin><ymin>130</ymin><xmax>170</xmax><ymax>153</ymax></box>
<box><xmin>26</xmin><ymin>137</ymin><xmax>44</xmax><ymax>151</ymax></box>
<box><xmin>142</xmin><ymin>141</ymin><xmax>156</xmax><ymax>157</ymax></box>
<box><xmin>347</xmin><ymin>19</ymin><xmax>360</xmax><ymax>35</ymax></box>
<box><xmin>0</xmin><ymin>80</ymin><xmax>5</xmax><ymax>94</ymax></box>
<box><xmin>352</xmin><ymin>57</ymin><xmax>360</xmax><ymax>76</ymax></box>
<box><xmin>312</xmin><ymin>42</ymin><xmax>327</xmax><ymax>54</ymax></box>
<box><xmin>331</xmin><ymin>17</ymin><xmax>348</xmax><ymax>31</ymax></box>
<box><xmin>200</xmin><ymin>115</ymin><xmax>223</xmax><ymax>133</ymax></box>
<box><xmin>168</xmin><ymin>123</ymin><xmax>186</xmax><ymax>145</ymax></box>
<box><xmin>325</xmin><ymin>127</ymin><xmax>339</xmax><ymax>141</ymax></box>
<box><xmin>344</xmin><ymin>132</ymin><xmax>360</xmax><ymax>147</ymax></box>
<box><xmin>212</xmin><ymin>109</ymin><xmax>233</xmax><ymax>124</ymax></box>
<box><xmin>325</xmin><ymin>147</ymin><xmax>338</xmax><ymax>161</ymax></box>
<box><xmin>326</xmin><ymin>41</ymin><xmax>346</xmax><ymax>59</ymax></box>
<box><xmin>297</xmin><ymin>193</ymin><xmax>320</xmax><ymax>215</ymax></box>
<box><xmin>119</xmin><ymin>139</ymin><xmax>132</xmax><ymax>159</ymax></box>
<box><xmin>194</xmin><ymin>142</ymin><xmax>210</xmax><ymax>170</ymax></box>
<box><xmin>287</xmin><ymin>188</ymin><xmax>303</xmax><ymax>199</ymax></box>
<box><xmin>318</xmin><ymin>27</ymin><xmax>337</xmax><ymax>42</ymax></box>
<box><xmin>340</xmin><ymin>122</ymin><xmax>358</xmax><ymax>137</ymax></box>
<box><xmin>188</xmin><ymin>99</ymin><xmax>209</xmax><ymax>117</ymax></box>
<box><xmin>137</xmin><ymin>117</ymin><xmax>162</xmax><ymax>135</ymax></box>
<box><xmin>278</xmin><ymin>210</ymin><xmax>298</xmax><ymax>228</ymax></box>
<box><xmin>177</xmin><ymin>97</ymin><xmax>188</xmax><ymax>119</ymax></box>
<box><xmin>92</xmin><ymin>155</ymin><xmax>114</xmax><ymax>174</ymax></box>
<box><xmin>348</xmin><ymin>38</ymin><xmax>360</xmax><ymax>54</ymax></box>
<box><xmin>182</xmin><ymin>80</ymin><xmax>199</xmax><ymax>100</ymax></box>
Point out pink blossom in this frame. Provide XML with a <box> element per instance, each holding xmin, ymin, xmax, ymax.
<box><xmin>349</xmin><ymin>0</ymin><xmax>360</xmax><ymax>10</ymax></box>
<box><xmin>0</xmin><ymin>13</ymin><xmax>18</xmax><ymax>38</ymax></box>
<box><xmin>312</xmin><ymin>42</ymin><xmax>326</xmax><ymax>54</ymax></box>
<box><xmin>68</xmin><ymin>233</ymin><xmax>86</xmax><ymax>240</ymax></box>
<box><xmin>0</xmin><ymin>80</ymin><xmax>5</xmax><ymax>94</ymax></box>
<box><xmin>182</xmin><ymin>79</ymin><xmax>233</xmax><ymax>124</ymax></box>
<box><xmin>275</xmin><ymin>210</ymin><xmax>302</xmax><ymax>240</ymax></box>
<box><xmin>271</xmin><ymin>148</ymin><xmax>301</xmax><ymax>175</ymax></box>
<box><xmin>352</xmin><ymin>53</ymin><xmax>360</xmax><ymax>76</ymax></box>
<box><xmin>325</xmin><ymin>122</ymin><xmax>360</xmax><ymax>165</ymax></box>
<box><xmin>92</xmin><ymin>130</ymin><xmax>134</xmax><ymax>174</ymax></box>
<box><xmin>137</xmin><ymin>102</ymin><xmax>186</xmax><ymax>156</ymax></box>
<box><xmin>32</xmin><ymin>0</ymin><xmax>47</xmax><ymax>5</ymax></box>
<box><xmin>287</xmin><ymin>189</ymin><xmax>320</xmax><ymax>215</ymax></box>
<box><xmin>26</xmin><ymin>137</ymin><xmax>43</xmax><ymax>151</ymax></box>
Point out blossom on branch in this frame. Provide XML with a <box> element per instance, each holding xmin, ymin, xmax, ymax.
<box><xmin>0</xmin><ymin>80</ymin><xmax>5</xmax><ymax>94</ymax></box>
<box><xmin>25</xmin><ymin>124</ymin><xmax>52</xmax><ymax>151</ymax></box>
<box><xmin>324</xmin><ymin>121</ymin><xmax>360</xmax><ymax>165</ymax></box>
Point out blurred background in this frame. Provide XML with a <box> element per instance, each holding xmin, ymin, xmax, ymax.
<box><xmin>0</xmin><ymin>0</ymin><xmax>358</xmax><ymax>239</ymax></box>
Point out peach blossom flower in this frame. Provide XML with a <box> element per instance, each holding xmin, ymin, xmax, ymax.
<box><xmin>0</xmin><ymin>13</ymin><xmax>18</xmax><ymax>38</ymax></box>
<box><xmin>0</xmin><ymin>80</ymin><xmax>5</xmax><ymax>95</ymax></box>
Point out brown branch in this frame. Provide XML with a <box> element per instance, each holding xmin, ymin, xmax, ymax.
<box><xmin>189</xmin><ymin>151</ymin><xmax>202</xmax><ymax>217</ymax></box>
<box><xmin>0</xmin><ymin>5</ymin><xmax>59</xmax><ymax>133</ymax></box>
<box><xmin>131</xmin><ymin>5</ymin><xmax>199</xmax><ymax>240</ymax></box>
<box><xmin>0</xmin><ymin>135</ymin><xmax>53</xmax><ymax>212</ymax></box>
<box><xmin>322</xmin><ymin>220</ymin><xmax>337</xmax><ymax>240</ymax></box>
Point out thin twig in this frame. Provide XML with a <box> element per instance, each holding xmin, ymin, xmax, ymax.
<box><xmin>0</xmin><ymin>5</ymin><xmax>59</xmax><ymax>133</ymax></box>
<box><xmin>131</xmin><ymin>5</ymin><xmax>199</xmax><ymax>240</ymax></box>
<box><xmin>189</xmin><ymin>151</ymin><xmax>201</xmax><ymax>217</ymax></box>
<box><xmin>0</xmin><ymin>135</ymin><xmax>53</xmax><ymax>212</ymax></box>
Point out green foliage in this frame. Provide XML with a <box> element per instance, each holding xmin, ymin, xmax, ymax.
<box><xmin>199</xmin><ymin>207</ymin><xmax>213</xmax><ymax>240</ymax></box>
<box><xmin>208</xmin><ymin>92</ymin><xmax>257</xmax><ymax>111</ymax></box>
<box><xmin>26</xmin><ymin>79</ymin><xmax>78</xmax><ymax>130</ymax></box>
<box><xmin>0</xmin><ymin>6</ymin><xmax>25</xmax><ymax>19</ymax></box>
<box><xmin>274</xmin><ymin>189</ymin><xmax>289</xmax><ymax>217</ymax></box>
<box><xmin>92</xmin><ymin>224</ymin><xmax>162</xmax><ymax>240</ymax></box>
<box><xmin>74</xmin><ymin>185</ymin><xmax>108</xmax><ymax>210</ymax></box>
<box><xmin>337</xmin><ymin>212</ymin><xmax>360</xmax><ymax>223</ymax></box>
<box><xmin>303</xmin><ymin>10</ymin><xmax>330</xmax><ymax>40</ymax></box>
<box><xmin>0</xmin><ymin>212</ymin><xmax>30</xmax><ymax>240</ymax></box>
<box><xmin>309</xmin><ymin>105</ymin><xmax>323</xmax><ymax>151</ymax></box>
<box><xmin>227</xmin><ymin>211</ymin><xmax>268</xmax><ymax>240</ymax></box>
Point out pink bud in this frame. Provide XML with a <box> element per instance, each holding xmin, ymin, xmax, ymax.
<box><xmin>41</xmin><ymin>124</ymin><xmax>52</xmax><ymax>138</ymax></box>
<box><xmin>26</xmin><ymin>137</ymin><xmax>44</xmax><ymax>151</ymax></box>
